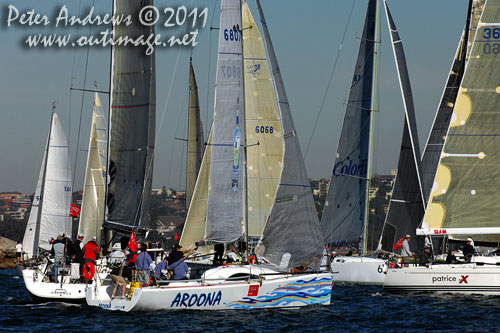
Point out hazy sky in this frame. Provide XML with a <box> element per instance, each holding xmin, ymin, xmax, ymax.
<box><xmin>0</xmin><ymin>0</ymin><xmax>467</xmax><ymax>194</ymax></box>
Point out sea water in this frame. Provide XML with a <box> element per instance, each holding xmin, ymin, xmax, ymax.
<box><xmin>1</xmin><ymin>269</ymin><xmax>497</xmax><ymax>332</ymax></box>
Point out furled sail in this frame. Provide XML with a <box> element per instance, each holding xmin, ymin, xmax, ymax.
<box><xmin>242</xmin><ymin>2</ymin><xmax>283</xmax><ymax>238</ymax></box>
<box><xmin>320</xmin><ymin>0</ymin><xmax>378</xmax><ymax>249</ymax></box>
<box><xmin>23</xmin><ymin>148</ymin><xmax>46</xmax><ymax>259</ymax></box>
<box><xmin>186</xmin><ymin>61</ymin><xmax>204</xmax><ymax>211</ymax></box>
<box><xmin>78</xmin><ymin>93</ymin><xmax>107</xmax><ymax>244</ymax></box>
<box><xmin>418</xmin><ymin>0</ymin><xmax>500</xmax><ymax>237</ymax></box>
<box><xmin>205</xmin><ymin>0</ymin><xmax>246</xmax><ymax>243</ymax></box>
<box><xmin>255</xmin><ymin>0</ymin><xmax>324</xmax><ymax>269</ymax></box>
<box><xmin>106</xmin><ymin>0</ymin><xmax>156</xmax><ymax>230</ymax></box>
<box><xmin>422</xmin><ymin>0</ymin><xmax>479</xmax><ymax>204</ymax></box>
<box><xmin>378</xmin><ymin>1</ymin><xmax>425</xmax><ymax>253</ymax></box>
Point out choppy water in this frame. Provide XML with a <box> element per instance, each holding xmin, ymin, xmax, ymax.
<box><xmin>1</xmin><ymin>269</ymin><xmax>499</xmax><ymax>332</ymax></box>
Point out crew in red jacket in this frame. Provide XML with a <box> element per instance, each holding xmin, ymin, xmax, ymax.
<box><xmin>83</xmin><ymin>236</ymin><xmax>100</xmax><ymax>265</ymax></box>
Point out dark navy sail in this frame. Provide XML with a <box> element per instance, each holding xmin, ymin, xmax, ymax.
<box><xmin>106</xmin><ymin>0</ymin><xmax>156</xmax><ymax>230</ymax></box>
<box><xmin>320</xmin><ymin>0</ymin><xmax>377</xmax><ymax>248</ymax></box>
<box><xmin>379</xmin><ymin>1</ymin><xmax>425</xmax><ymax>253</ymax></box>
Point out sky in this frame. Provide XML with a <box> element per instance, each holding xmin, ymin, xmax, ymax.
<box><xmin>0</xmin><ymin>0</ymin><xmax>468</xmax><ymax>194</ymax></box>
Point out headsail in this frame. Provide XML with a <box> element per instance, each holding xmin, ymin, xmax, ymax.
<box><xmin>186</xmin><ymin>61</ymin><xmax>205</xmax><ymax>211</ymax></box>
<box><xmin>205</xmin><ymin>0</ymin><xmax>246</xmax><ymax>243</ymax></box>
<box><xmin>418</xmin><ymin>0</ymin><xmax>500</xmax><ymax>238</ymax></box>
<box><xmin>320</xmin><ymin>0</ymin><xmax>378</xmax><ymax>249</ymax></box>
<box><xmin>37</xmin><ymin>112</ymin><xmax>72</xmax><ymax>253</ymax></box>
<box><xmin>106</xmin><ymin>0</ymin><xmax>156</xmax><ymax>231</ymax></box>
<box><xmin>242</xmin><ymin>2</ymin><xmax>283</xmax><ymax>238</ymax></box>
<box><xmin>256</xmin><ymin>0</ymin><xmax>323</xmax><ymax>269</ymax></box>
<box><xmin>78</xmin><ymin>93</ymin><xmax>107</xmax><ymax>244</ymax></box>
<box><xmin>378</xmin><ymin>1</ymin><xmax>425</xmax><ymax>253</ymax></box>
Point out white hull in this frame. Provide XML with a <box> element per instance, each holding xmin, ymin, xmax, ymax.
<box><xmin>22</xmin><ymin>268</ymin><xmax>87</xmax><ymax>303</ymax></box>
<box><xmin>384</xmin><ymin>256</ymin><xmax>500</xmax><ymax>294</ymax></box>
<box><xmin>331</xmin><ymin>256</ymin><xmax>386</xmax><ymax>285</ymax></box>
<box><xmin>86</xmin><ymin>265</ymin><xmax>333</xmax><ymax>311</ymax></box>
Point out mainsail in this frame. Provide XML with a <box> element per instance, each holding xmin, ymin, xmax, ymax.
<box><xmin>256</xmin><ymin>0</ymin><xmax>324</xmax><ymax>269</ymax></box>
<box><xmin>78</xmin><ymin>93</ymin><xmax>107</xmax><ymax>244</ymax></box>
<box><xmin>23</xmin><ymin>111</ymin><xmax>72</xmax><ymax>257</ymax></box>
<box><xmin>421</xmin><ymin>0</ymin><xmax>479</xmax><ymax>204</ymax></box>
<box><xmin>320</xmin><ymin>0</ymin><xmax>378</xmax><ymax>250</ymax></box>
<box><xmin>186</xmin><ymin>61</ymin><xmax>204</xmax><ymax>211</ymax></box>
<box><xmin>378</xmin><ymin>1</ymin><xmax>425</xmax><ymax>252</ymax></box>
<box><xmin>205</xmin><ymin>0</ymin><xmax>246</xmax><ymax>243</ymax></box>
<box><xmin>418</xmin><ymin>0</ymin><xmax>500</xmax><ymax>238</ymax></box>
<box><xmin>242</xmin><ymin>2</ymin><xmax>283</xmax><ymax>238</ymax></box>
<box><xmin>106</xmin><ymin>0</ymin><xmax>156</xmax><ymax>231</ymax></box>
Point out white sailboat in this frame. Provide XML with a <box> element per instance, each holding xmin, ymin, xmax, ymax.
<box><xmin>383</xmin><ymin>0</ymin><xmax>500</xmax><ymax>294</ymax></box>
<box><xmin>21</xmin><ymin>107</ymin><xmax>80</xmax><ymax>302</ymax></box>
<box><xmin>86</xmin><ymin>0</ymin><xmax>332</xmax><ymax>311</ymax></box>
<box><xmin>320</xmin><ymin>0</ymin><xmax>386</xmax><ymax>285</ymax></box>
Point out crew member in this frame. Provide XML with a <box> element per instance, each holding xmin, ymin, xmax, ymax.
<box><xmin>136</xmin><ymin>243</ymin><xmax>153</xmax><ymax>285</ymax></box>
<box><xmin>400</xmin><ymin>234</ymin><xmax>414</xmax><ymax>267</ymax></box>
<box><xmin>463</xmin><ymin>237</ymin><xmax>475</xmax><ymax>262</ymax></box>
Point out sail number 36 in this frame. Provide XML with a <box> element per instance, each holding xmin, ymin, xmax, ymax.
<box><xmin>483</xmin><ymin>28</ymin><xmax>500</xmax><ymax>54</ymax></box>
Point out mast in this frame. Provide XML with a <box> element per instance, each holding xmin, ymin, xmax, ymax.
<box><xmin>362</xmin><ymin>0</ymin><xmax>381</xmax><ymax>256</ymax></box>
<box><xmin>241</xmin><ymin>0</ymin><xmax>249</xmax><ymax>262</ymax></box>
<box><xmin>33</xmin><ymin>105</ymin><xmax>54</xmax><ymax>257</ymax></box>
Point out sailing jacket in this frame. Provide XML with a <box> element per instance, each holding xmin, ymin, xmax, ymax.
<box><xmin>83</xmin><ymin>241</ymin><xmax>100</xmax><ymax>264</ymax></box>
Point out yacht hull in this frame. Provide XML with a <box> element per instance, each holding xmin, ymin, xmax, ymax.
<box><xmin>22</xmin><ymin>268</ymin><xmax>87</xmax><ymax>303</ymax></box>
<box><xmin>384</xmin><ymin>257</ymin><xmax>500</xmax><ymax>294</ymax></box>
<box><xmin>86</xmin><ymin>266</ymin><xmax>333</xmax><ymax>311</ymax></box>
<box><xmin>331</xmin><ymin>256</ymin><xmax>385</xmax><ymax>285</ymax></box>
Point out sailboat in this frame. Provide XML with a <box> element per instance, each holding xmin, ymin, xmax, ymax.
<box><xmin>384</xmin><ymin>0</ymin><xmax>500</xmax><ymax>294</ymax></box>
<box><xmin>86</xmin><ymin>0</ymin><xmax>332</xmax><ymax>311</ymax></box>
<box><xmin>320</xmin><ymin>0</ymin><xmax>386</xmax><ymax>285</ymax></box>
<box><xmin>21</xmin><ymin>106</ymin><xmax>79</xmax><ymax>302</ymax></box>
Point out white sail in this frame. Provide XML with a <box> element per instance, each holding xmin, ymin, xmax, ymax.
<box><xmin>205</xmin><ymin>0</ymin><xmax>246</xmax><ymax>243</ymax></box>
<box><xmin>39</xmin><ymin>112</ymin><xmax>72</xmax><ymax>252</ymax></box>
<box><xmin>78</xmin><ymin>93</ymin><xmax>107</xmax><ymax>244</ymax></box>
<box><xmin>22</xmin><ymin>148</ymin><xmax>47</xmax><ymax>259</ymax></box>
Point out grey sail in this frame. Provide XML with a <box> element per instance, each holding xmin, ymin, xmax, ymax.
<box><xmin>186</xmin><ymin>60</ymin><xmax>204</xmax><ymax>211</ymax></box>
<box><xmin>256</xmin><ymin>0</ymin><xmax>324</xmax><ymax>270</ymax></box>
<box><xmin>106</xmin><ymin>0</ymin><xmax>156</xmax><ymax>230</ymax></box>
<box><xmin>205</xmin><ymin>0</ymin><xmax>245</xmax><ymax>243</ymax></box>
<box><xmin>379</xmin><ymin>1</ymin><xmax>425</xmax><ymax>253</ymax></box>
<box><xmin>320</xmin><ymin>0</ymin><xmax>377</xmax><ymax>249</ymax></box>
<box><xmin>421</xmin><ymin>0</ymin><xmax>475</xmax><ymax>204</ymax></box>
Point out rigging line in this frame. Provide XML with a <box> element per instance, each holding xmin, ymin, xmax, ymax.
<box><xmin>72</xmin><ymin>1</ymin><xmax>95</xmax><ymax>189</ymax></box>
<box><xmin>303</xmin><ymin>0</ymin><xmax>357</xmax><ymax>159</ymax></box>
<box><xmin>205</xmin><ymin>0</ymin><xmax>219</xmax><ymax>138</ymax></box>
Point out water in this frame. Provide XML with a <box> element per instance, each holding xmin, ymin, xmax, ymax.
<box><xmin>2</xmin><ymin>269</ymin><xmax>499</xmax><ymax>332</ymax></box>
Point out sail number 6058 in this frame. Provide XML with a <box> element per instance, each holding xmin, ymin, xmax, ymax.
<box><xmin>255</xmin><ymin>126</ymin><xmax>273</xmax><ymax>134</ymax></box>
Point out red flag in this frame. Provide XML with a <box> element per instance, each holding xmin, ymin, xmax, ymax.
<box><xmin>128</xmin><ymin>231</ymin><xmax>138</xmax><ymax>253</ymax></box>
<box><xmin>393</xmin><ymin>236</ymin><xmax>405</xmax><ymax>251</ymax></box>
<box><xmin>69</xmin><ymin>203</ymin><xmax>80</xmax><ymax>218</ymax></box>
<box><xmin>174</xmin><ymin>232</ymin><xmax>179</xmax><ymax>242</ymax></box>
